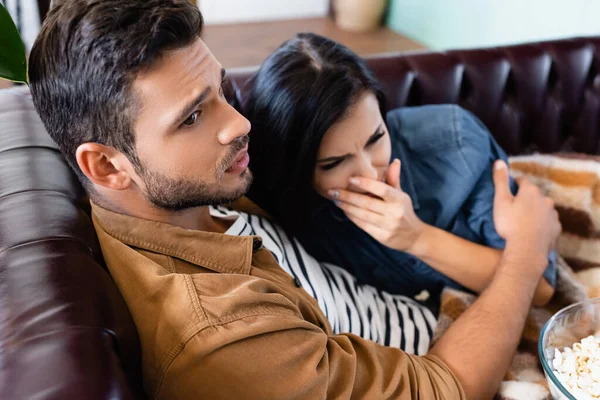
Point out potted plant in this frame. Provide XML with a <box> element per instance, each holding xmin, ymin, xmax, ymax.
<box><xmin>0</xmin><ymin>2</ymin><xmax>28</xmax><ymax>85</ymax></box>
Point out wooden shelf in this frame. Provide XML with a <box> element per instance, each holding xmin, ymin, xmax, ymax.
<box><xmin>0</xmin><ymin>79</ymin><xmax>13</xmax><ymax>90</ymax></box>
<box><xmin>203</xmin><ymin>17</ymin><xmax>426</xmax><ymax>69</ymax></box>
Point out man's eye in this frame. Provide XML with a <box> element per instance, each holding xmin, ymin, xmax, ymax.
<box><xmin>183</xmin><ymin>111</ymin><xmax>201</xmax><ymax>126</ymax></box>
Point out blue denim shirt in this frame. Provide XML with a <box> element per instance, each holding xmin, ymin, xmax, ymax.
<box><xmin>298</xmin><ymin>105</ymin><xmax>557</xmax><ymax>313</ymax></box>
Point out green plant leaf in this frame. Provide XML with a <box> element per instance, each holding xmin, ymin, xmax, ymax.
<box><xmin>0</xmin><ymin>3</ymin><xmax>27</xmax><ymax>84</ymax></box>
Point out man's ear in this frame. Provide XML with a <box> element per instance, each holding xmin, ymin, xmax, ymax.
<box><xmin>76</xmin><ymin>143</ymin><xmax>134</xmax><ymax>190</ymax></box>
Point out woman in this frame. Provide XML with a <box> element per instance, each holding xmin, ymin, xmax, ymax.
<box><xmin>245</xmin><ymin>33</ymin><xmax>556</xmax><ymax>312</ymax></box>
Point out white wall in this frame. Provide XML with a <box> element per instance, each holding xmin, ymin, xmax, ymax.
<box><xmin>198</xmin><ymin>0</ymin><xmax>329</xmax><ymax>25</ymax></box>
<box><xmin>4</xmin><ymin>0</ymin><xmax>329</xmax><ymax>51</ymax></box>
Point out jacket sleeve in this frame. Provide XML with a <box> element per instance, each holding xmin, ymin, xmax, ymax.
<box><xmin>157</xmin><ymin>313</ymin><xmax>464</xmax><ymax>400</ymax></box>
<box><xmin>458</xmin><ymin>108</ymin><xmax>558</xmax><ymax>287</ymax></box>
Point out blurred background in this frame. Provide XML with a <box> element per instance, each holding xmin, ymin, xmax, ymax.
<box><xmin>2</xmin><ymin>0</ymin><xmax>600</xmax><ymax>71</ymax></box>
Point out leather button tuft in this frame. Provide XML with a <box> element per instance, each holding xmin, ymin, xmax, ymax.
<box><xmin>294</xmin><ymin>277</ymin><xmax>302</xmax><ymax>288</ymax></box>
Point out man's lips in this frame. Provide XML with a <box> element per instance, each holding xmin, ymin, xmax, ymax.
<box><xmin>225</xmin><ymin>146</ymin><xmax>250</xmax><ymax>174</ymax></box>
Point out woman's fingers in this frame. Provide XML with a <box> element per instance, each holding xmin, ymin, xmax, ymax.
<box><xmin>328</xmin><ymin>189</ymin><xmax>389</xmax><ymax>215</ymax></box>
<box><xmin>346</xmin><ymin>176</ymin><xmax>400</xmax><ymax>201</ymax></box>
<box><xmin>336</xmin><ymin>200</ymin><xmax>386</xmax><ymax>226</ymax></box>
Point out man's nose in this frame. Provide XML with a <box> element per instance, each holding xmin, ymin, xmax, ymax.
<box><xmin>218</xmin><ymin>104</ymin><xmax>251</xmax><ymax>145</ymax></box>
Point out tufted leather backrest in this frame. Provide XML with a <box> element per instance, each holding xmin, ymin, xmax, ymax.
<box><xmin>226</xmin><ymin>36</ymin><xmax>600</xmax><ymax>156</ymax></box>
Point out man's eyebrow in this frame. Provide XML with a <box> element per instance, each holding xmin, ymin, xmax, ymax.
<box><xmin>172</xmin><ymin>69</ymin><xmax>227</xmax><ymax>127</ymax></box>
<box><xmin>173</xmin><ymin>86</ymin><xmax>212</xmax><ymax>127</ymax></box>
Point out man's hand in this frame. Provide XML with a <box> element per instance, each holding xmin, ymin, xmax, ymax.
<box><xmin>492</xmin><ymin>160</ymin><xmax>561</xmax><ymax>260</ymax></box>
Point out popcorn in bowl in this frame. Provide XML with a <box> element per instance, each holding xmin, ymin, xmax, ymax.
<box><xmin>553</xmin><ymin>335</ymin><xmax>600</xmax><ymax>399</ymax></box>
<box><xmin>540</xmin><ymin>298</ymin><xmax>600</xmax><ymax>400</ymax></box>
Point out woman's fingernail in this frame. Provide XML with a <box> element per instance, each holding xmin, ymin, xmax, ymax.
<box><xmin>334</xmin><ymin>200</ymin><xmax>341</xmax><ymax>207</ymax></box>
<box><xmin>495</xmin><ymin>160</ymin><xmax>507</xmax><ymax>170</ymax></box>
<box><xmin>349</xmin><ymin>177</ymin><xmax>360</xmax><ymax>186</ymax></box>
<box><xmin>328</xmin><ymin>190</ymin><xmax>340</xmax><ymax>199</ymax></box>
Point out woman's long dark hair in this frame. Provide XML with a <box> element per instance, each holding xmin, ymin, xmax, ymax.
<box><xmin>246</xmin><ymin>33</ymin><xmax>387</xmax><ymax>234</ymax></box>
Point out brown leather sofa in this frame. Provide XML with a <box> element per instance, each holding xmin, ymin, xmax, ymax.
<box><xmin>1</xmin><ymin>36</ymin><xmax>599</xmax><ymax>399</ymax></box>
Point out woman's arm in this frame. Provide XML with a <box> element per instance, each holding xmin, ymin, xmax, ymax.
<box><xmin>408</xmin><ymin>224</ymin><xmax>554</xmax><ymax>305</ymax></box>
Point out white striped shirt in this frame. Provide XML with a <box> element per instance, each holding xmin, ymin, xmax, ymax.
<box><xmin>211</xmin><ymin>206</ymin><xmax>437</xmax><ymax>355</ymax></box>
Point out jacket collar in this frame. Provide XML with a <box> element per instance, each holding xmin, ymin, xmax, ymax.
<box><xmin>92</xmin><ymin>202</ymin><xmax>261</xmax><ymax>274</ymax></box>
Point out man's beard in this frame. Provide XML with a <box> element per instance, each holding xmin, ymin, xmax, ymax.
<box><xmin>135</xmin><ymin>137</ymin><xmax>252</xmax><ymax>212</ymax></box>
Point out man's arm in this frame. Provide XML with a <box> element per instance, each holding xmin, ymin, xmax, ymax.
<box><xmin>429</xmin><ymin>245</ymin><xmax>546</xmax><ymax>399</ymax></box>
<box><xmin>429</xmin><ymin>161</ymin><xmax>561</xmax><ymax>399</ymax></box>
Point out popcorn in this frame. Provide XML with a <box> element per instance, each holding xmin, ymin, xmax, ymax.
<box><xmin>552</xmin><ymin>335</ymin><xmax>600</xmax><ymax>399</ymax></box>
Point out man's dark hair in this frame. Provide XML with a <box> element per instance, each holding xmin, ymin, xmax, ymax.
<box><xmin>246</xmin><ymin>32</ymin><xmax>387</xmax><ymax>234</ymax></box>
<box><xmin>29</xmin><ymin>0</ymin><xmax>204</xmax><ymax>190</ymax></box>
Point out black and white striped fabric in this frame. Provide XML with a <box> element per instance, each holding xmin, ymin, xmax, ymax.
<box><xmin>211</xmin><ymin>206</ymin><xmax>436</xmax><ymax>355</ymax></box>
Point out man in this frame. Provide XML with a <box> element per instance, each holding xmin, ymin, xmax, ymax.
<box><xmin>28</xmin><ymin>1</ymin><xmax>561</xmax><ymax>399</ymax></box>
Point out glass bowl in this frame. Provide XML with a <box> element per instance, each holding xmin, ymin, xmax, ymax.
<box><xmin>540</xmin><ymin>298</ymin><xmax>600</xmax><ymax>399</ymax></box>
